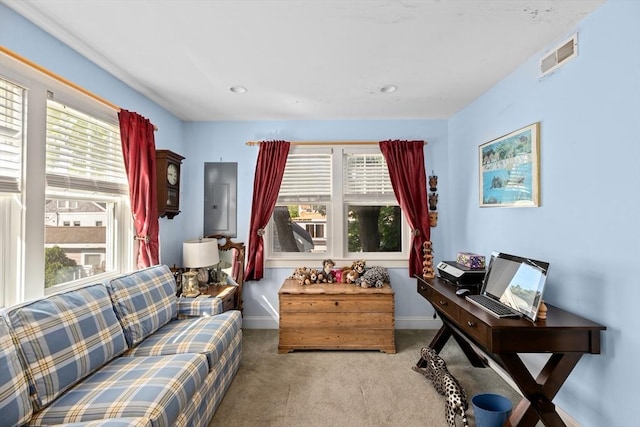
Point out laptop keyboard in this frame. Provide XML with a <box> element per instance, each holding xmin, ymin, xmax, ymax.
<box><xmin>466</xmin><ymin>294</ymin><xmax>521</xmax><ymax>318</ymax></box>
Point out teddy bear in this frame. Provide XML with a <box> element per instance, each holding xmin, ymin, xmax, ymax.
<box><xmin>308</xmin><ymin>269</ymin><xmax>320</xmax><ymax>284</ymax></box>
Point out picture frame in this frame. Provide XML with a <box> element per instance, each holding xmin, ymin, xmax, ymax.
<box><xmin>479</xmin><ymin>122</ymin><xmax>540</xmax><ymax>207</ymax></box>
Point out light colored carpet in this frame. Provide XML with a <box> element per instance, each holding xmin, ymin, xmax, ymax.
<box><xmin>209</xmin><ymin>329</ymin><xmax>522</xmax><ymax>427</ymax></box>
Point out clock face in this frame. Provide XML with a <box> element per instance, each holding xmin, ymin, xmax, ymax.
<box><xmin>167</xmin><ymin>163</ymin><xmax>179</xmax><ymax>185</ymax></box>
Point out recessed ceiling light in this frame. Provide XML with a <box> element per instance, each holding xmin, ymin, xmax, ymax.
<box><xmin>230</xmin><ymin>86</ymin><xmax>247</xmax><ymax>94</ymax></box>
<box><xmin>380</xmin><ymin>85</ymin><xmax>397</xmax><ymax>93</ymax></box>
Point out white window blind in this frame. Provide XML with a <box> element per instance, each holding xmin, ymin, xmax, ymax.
<box><xmin>0</xmin><ymin>78</ymin><xmax>24</xmax><ymax>193</ymax></box>
<box><xmin>343</xmin><ymin>152</ymin><xmax>395</xmax><ymax>202</ymax></box>
<box><xmin>46</xmin><ymin>100</ymin><xmax>128</xmax><ymax>195</ymax></box>
<box><xmin>278</xmin><ymin>152</ymin><xmax>332</xmax><ymax>203</ymax></box>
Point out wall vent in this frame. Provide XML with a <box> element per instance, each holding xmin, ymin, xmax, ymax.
<box><xmin>540</xmin><ymin>33</ymin><xmax>578</xmax><ymax>77</ymax></box>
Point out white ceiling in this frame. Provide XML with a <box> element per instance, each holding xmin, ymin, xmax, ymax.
<box><xmin>4</xmin><ymin>0</ymin><xmax>605</xmax><ymax>121</ymax></box>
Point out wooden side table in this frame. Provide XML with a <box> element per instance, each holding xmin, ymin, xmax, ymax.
<box><xmin>202</xmin><ymin>284</ymin><xmax>238</xmax><ymax>312</ymax></box>
<box><xmin>278</xmin><ymin>279</ymin><xmax>396</xmax><ymax>353</ymax></box>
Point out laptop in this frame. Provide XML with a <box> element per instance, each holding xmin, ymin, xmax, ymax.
<box><xmin>465</xmin><ymin>252</ymin><xmax>550</xmax><ymax>321</ymax></box>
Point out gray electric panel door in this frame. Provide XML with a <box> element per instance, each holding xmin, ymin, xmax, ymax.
<box><xmin>204</xmin><ymin>162</ymin><xmax>237</xmax><ymax>237</ymax></box>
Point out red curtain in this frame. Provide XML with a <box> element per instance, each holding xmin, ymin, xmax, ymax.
<box><xmin>379</xmin><ymin>140</ymin><xmax>431</xmax><ymax>277</ymax></box>
<box><xmin>244</xmin><ymin>141</ymin><xmax>290</xmax><ymax>281</ymax></box>
<box><xmin>118</xmin><ymin>109</ymin><xmax>160</xmax><ymax>268</ymax></box>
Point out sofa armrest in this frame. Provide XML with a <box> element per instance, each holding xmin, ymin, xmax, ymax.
<box><xmin>177</xmin><ymin>296</ymin><xmax>223</xmax><ymax>318</ymax></box>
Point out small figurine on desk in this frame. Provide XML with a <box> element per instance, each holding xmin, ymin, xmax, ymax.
<box><xmin>423</xmin><ymin>240</ymin><xmax>436</xmax><ymax>280</ymax></box>
<box><xmin>537</xmin><ymin>300</ymin><xmax>548</xmax><ymax>321</ymax></box>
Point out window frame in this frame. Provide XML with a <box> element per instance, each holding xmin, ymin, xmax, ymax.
<box><xmin>265</xmin><ymin>144</ymin><xmax>410</xmax><ymax>268</ymax></box>
<box><xmin>0</xmin><ymin>50</ymin><xmax>134</xmax><ymax>306</ymax></box>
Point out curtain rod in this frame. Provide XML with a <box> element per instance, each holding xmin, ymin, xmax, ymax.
<box><xmin>0</xmin><ymin>46</ymin><xmax>158</xmax><ymax>131</ymax></box>
<box><xmin>246</xmin><ymin>140</ymin><xmax>426</xmax><ymax>146</ymax></box>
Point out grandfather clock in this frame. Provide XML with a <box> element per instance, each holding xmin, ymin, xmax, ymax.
<box><xmin>156</xmin><ymin>149</ymin><xmax>185</xmax><ymax>219</ymax></box>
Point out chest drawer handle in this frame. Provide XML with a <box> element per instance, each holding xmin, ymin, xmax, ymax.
<box><xmin>467</xmin><ymin>321</ymin><xmax>476</xmax><ymax>327</ymax></box>
<box><xmin>335</xmin><ymin>301</ymin><xmax>339</xmax><ymax>306</ymax></box>
<box><xmin>439</xmin><ymin>300</ymin><xmax>447</xmax><ymax>306</ymax></box>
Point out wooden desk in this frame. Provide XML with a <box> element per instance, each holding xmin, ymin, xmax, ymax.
<box><xmin>416</xmin><ymin>277</ymin><xmax>605</xmax><ymax>427</ymax></box>
<box><xmin>278</xmin><ymin>279</ymin><xmax>395</xmax><ymax>354</ymax></box>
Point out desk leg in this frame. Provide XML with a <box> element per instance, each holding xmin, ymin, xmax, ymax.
<box><xmin>417</xmin><ymin>320</ymin><xmax>487</xmax><ymax>368</ymax></box>
<box><xmin>416</xmin><ymin>325</ymin><xmax>452</xmax><ymax>368</ymax></box>
<box><xmin>499</xmin><ymin>352</ymin><xmax>582</xmax><ymax>427</ymax></box>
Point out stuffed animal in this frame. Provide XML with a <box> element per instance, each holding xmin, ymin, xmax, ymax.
<box><xmin>322</xmin><ymin>259</ymin><xmax>335</xmax><ymax>283</ymax></box>
<box><xmin>333</xmin><ymin>269</ymin><xmax>343</xmax><ymax>283</ymax></box>
<box><xmin>309</xmin><ymin>269</ymin><xmax>320</xmax><ymax>284</ymax></box>
<box><xmin>290</xmin><ymin>266</ymin><xmax>309</xmax><ymax>285</ymax></box>
<box><xmin>351</xmin><ymin>259</ymin><xmax>366</xmax><ymax>275</ymax></box>
<box><xmin>360</xmin><ymin>266</ymin><xmax>390</xmax><ymax>288</ymax></box>
<box><xmin>342</xmin><ymin>269</ymin><xmax>360</xmax><ymax>284</ymax></box>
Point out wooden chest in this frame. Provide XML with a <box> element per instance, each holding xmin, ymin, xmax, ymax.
<box><xmin>278</xmin><ymin>279</ymin><xmax>396</xmax><ymax>353</ymax></box>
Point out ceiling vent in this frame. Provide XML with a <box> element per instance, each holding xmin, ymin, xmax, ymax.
<box><xmin>540</xmin><ymin>33</ymin><xmax>578</xmax><ymax>77</ymax></box>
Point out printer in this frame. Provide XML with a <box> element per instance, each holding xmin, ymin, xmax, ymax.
<box><xmin>437</xmin><ymin>261</ymin><xmax>486</xmax><ymax>286</ymax></box>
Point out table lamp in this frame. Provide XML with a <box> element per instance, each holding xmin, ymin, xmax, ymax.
<box><xmin>182</xmin><ymin>238</ymin><xmax>219</xmax><ymax>297</ymax></box>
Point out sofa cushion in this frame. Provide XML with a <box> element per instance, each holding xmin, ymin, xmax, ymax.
<box><xmin>52</xmin><ymin>418</ymin><xmax>152</xmax><ymax>427</ymax></box>
<box><xmin>124</xmin><ymin>310</ymin><xmax>242</xmax><ymax>370</ymax></box>
<box><xmin>0</xmin><ymin>316</ymin><xmax>33</xmax><ymax>426</ymax></box>
<box><xmin>29</xmin><ymin>353</ymin><xmax>208</xmax><ymax>427</ymax></box>
<box><xmin>106</xmin><ymin>265</ymin><xmax>177</xmax><ymax>347</ymax></box>
<box><xmin>176</xmin><ymin>296</ymin><xmax>223</xmax><ymax>318</ymax></box>
<box><xmin>5</xmin><ymin>283</ymin><xmax>127</xmax><ymax>410</ymax></box>
<box><xmin>173</xmin><ymin>331</ymin><xmax>243</xmax><ymax>427</ymax></box>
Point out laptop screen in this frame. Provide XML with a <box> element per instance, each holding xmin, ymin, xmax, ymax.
<box><xmin>483</xmin><ymin>252</ymin><xmax>550</xmax><ymax>321</ymax></box>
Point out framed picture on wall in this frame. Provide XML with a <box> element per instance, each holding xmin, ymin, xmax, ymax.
<box><xmin>479</xmin><ymin>122</ymin><xmax>540</xmax><ymax>207</ymax></box>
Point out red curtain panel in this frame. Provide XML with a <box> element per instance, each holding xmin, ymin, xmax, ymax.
<box><xmin>379</xmin><ymin>140</ymin><xmax>431</xmax><ymax>277</ymax></box>
<box><xmin>244</xmin><ymin>140</ymin><xmax>290</xmax><ymax>281</ymax></box>
<box><xmin>118</xmin><ymin>109</ymin><xmax>159</xmax><ymax>268</ymax></box>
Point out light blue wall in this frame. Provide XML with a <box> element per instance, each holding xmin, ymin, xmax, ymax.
<box><xmin>0</xmin><ymin>3</ymin><xmax>187</xmax><ymax>265</ymax></box>
<box><xmin>449</xmin><ymin>1</ymin><xmax>639</xmax><ymax>425</ymax></box>
<box><xmin>182</xmin><ymin>119</ymin><xmax>448</xmax><ymax>328</ymax></box>
<box><xmin>4</xmin><ymin>1</ymin><xmax>639</xmax><ymax>425</ymax></box>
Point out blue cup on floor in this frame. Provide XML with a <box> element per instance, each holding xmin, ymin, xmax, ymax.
<box><xmin>472</xmin><ymin>393</ymin><xmax>512</xmax><ymax>427</ymax></box>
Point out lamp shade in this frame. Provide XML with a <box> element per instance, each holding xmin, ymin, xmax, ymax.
<box><xmin>183</xmin><ymin>238</ymin><xmax>219</xmax><ymax>268</ymax></box>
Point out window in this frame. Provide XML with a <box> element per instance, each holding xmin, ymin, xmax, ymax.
<box><xmin>0</xmin><ymin>78</ymin><xmax>23</xmax><ymax>193</ymax></box>
<box><xmin>343</xmin><ymin>150</ymin><xmax>402</xmax><ymax>254</ymax></box>
<box><xmin>0</xmin><ymin>77</ymin><xmax>25</xmax><ymax>307</ymax></box>
<box><xmin>267</xmin><ymin>145</ymin><xmax>408</xmax><ymax>266</ymax></box>
<box><xmin>1</xmin><ymin>50</ymin><xmax>135</xmax><ymax>306</ymax></box>
<box><xmin>44</xmin><ymin>99</ymin><xmax>129</xmax><ymax>289</ymax></box>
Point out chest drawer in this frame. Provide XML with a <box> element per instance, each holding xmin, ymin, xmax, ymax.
<box><xmin>280</xmin><ymin>294</ymin><xmax>392</xmax><ymax>313</ymax></box>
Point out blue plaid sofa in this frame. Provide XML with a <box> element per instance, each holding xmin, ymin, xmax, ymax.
<box><xmin>0</xmin><ymin>265</ymin><xmax>242</xmax><ymax>427</ymax></box>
